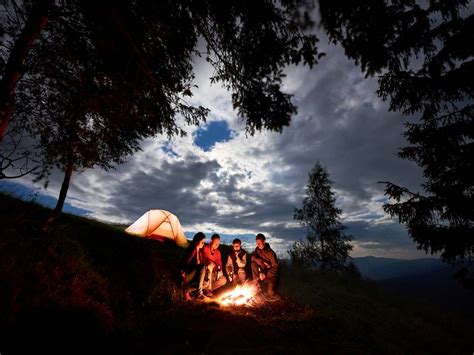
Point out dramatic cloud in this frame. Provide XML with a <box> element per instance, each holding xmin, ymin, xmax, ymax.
<box><xmin>3</xmin><ymin>33</ymin><xmax>431</xmax><ymax>259</ymax></box>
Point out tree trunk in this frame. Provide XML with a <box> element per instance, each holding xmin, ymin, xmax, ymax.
<box><xmin>43</xmin><ymin>157</ymin><xmax>74</xmax><ymax>232</ymax></box>
<box><xmin>0</xmin><ymin>0</ymin><xmax>52</xmax><ymax>142</ymax></box>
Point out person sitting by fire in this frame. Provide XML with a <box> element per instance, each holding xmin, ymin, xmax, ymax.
<box><xmin>202</xmin><ymin>233</ymin><xmax>227</xmax><ymax>297</ymax></box>
<box><xmin>226</xmin><ymin>238</ymin><xmax>248</xmax><ymax>285</ymax></box>
<box><xmin>180</xmin><ymin>232</ymin><xmax>207</xmax><ymax>301</ymax></box>
<box><xmin>251</xmin><ymin>233</ymin><xmax>279</xmax><ymax>300</ymax></box>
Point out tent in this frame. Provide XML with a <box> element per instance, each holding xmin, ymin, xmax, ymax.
<box><xmin>125</xmin><ymin>210</ymin><xmax>188</xmax><ymax>247</ymax></box>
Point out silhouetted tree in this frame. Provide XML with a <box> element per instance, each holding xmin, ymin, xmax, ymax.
<box><xmin>1</xmin><ymin>0</ymin><xmax>324</xmax><ymax>142</ymax></box>
<box><xmin>18</xmin><ymin>3</ymin><xmax>209</xmax><ymax>228</ymax></box>
<box><xmin>289</xmin><ymin>162</ymin><xmax>353</xmax><ymax>270</ymax></box>
<box><xmin>0</xmin><ymin>0</ymin><xmax>53</xmax><ymax>143</ymax></box>
<box><xmin>0</xmin><ymin>125</ymin><xmax>39</xmax><ymax>179</ymax></box>
<box><xmin>6</xmin><ymin>0</ymin><xmax>323</xmax><ymax>224</ymax></box>
<box><xmin>320</xmin><ymin>0</ymin><xmax>474</xmax><ymax>283</ymax></box>
<box><xmin>14</xmin><ymin>7</ymin><xmax>151</xmax><ymax>227</ymax></box>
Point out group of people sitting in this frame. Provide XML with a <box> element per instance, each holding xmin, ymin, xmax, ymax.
<box><xmin>180</xmin><ymin>232</ymin><xmax>279</xmax><ymax>301</ymax></box>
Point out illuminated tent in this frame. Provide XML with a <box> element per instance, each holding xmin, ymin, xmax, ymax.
<box><xmin>125</xmin><ymin>210</ymin><xmax>188</xmax><ymax>247</ymax></box>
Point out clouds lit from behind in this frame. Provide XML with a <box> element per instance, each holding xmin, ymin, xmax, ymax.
<box><xmin>7</xmin><ymin>38</ymin><xmax>429</xmax><ymax>259</ymax></box>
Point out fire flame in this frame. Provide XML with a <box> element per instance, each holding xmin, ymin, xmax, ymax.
<box><xmin>217</xmin><ymin>283</ymin><xmax>258</xmax><ymax>307</ymax></box>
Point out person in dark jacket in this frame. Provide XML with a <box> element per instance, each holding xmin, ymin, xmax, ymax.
<box><xmin>180</xmin><ymin>232</ymin><xmax>206</xmax><ymax>300</ymax></box>
<box><xmin>226</xmin><ymin>238</ymin><xmax>248</xmax><ymax>285</ymax></box>
<box><xmin>251</xmin><ymin>233</ymin><xmax>279</xmax><ymax>298</ymax></box>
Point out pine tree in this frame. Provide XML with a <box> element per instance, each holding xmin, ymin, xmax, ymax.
<box><xmin>289</xmin><ymin>162</ymin><xmax>353</xmax><ymax>270</ymax></box>
<box><xmin>320</xmin><ymin>0</ymin><xmax>474</xmax><ymax>285</ymax></box>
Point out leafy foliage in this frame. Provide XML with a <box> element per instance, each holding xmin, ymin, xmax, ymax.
<box><xmin>2</xmin><ymin>0</ymin><xmax>324</xmax><ymax>217</ymax></box>
<box><xmin>320</xmin><ymin>0</ymin><xmax>474</xmax><ymax>275</ymax></box>
<box><xmin>3</xmin><ymin>0</ymin><xmax>324</xmax><ymax>144</ymax></box>
<box><xmin>289</xmin><ymin>162</ymin><xmax>353</xmax><ymax>270</ymax></box>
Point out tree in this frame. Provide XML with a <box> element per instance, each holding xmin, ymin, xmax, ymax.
<box><xmin>0</xmin><ymin>0</ymin><xmax>53</xmax><ymax>144</ymax></box>
<box><xmin>14</xmin><ymin>1</ymin><xmax>212</xmax><ymax>227</ymax></box>
<box><xmin>319</xmin><ymin>0</ymin><xmax>474</xmax><ymax>283</ymax></box>
<box><xmin>0</xmin><ymin>124</ymin><xmax>40</xmax><ymax>179</ymax></box>
<box><xmin>3</xmin><ymin>0</ymin><xmax>324</xmax><ymax>225</ymax></box>
<box><xmin>1</xmin><ymin>0</ymin><xmax>324</xmax><ymax>142</ymax></box>
<box><xmin>289</xmin><ymin>162</ymin><xmax>353</xmax><ymax>270</ymax></box>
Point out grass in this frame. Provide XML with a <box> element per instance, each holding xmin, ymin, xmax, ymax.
<box><xmin>0</xmin><ymin>192</ymin><xmax>473</xmax><ymax>354</ymax></box>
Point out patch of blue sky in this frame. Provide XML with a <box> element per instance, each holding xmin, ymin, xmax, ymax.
<box><xmin>0</xmin><ymin>180</ymin><xmax>92</xmax><ymax>216</ymax></box>
<box><xmin>161</xmin><ymin>141</ymin><xmax>179</xmax><ymax>158</ymax></box>
<box><xmin>193</xmin><ymin>120</ymin><xmax>232</xmax><ymax>152</ymax></box>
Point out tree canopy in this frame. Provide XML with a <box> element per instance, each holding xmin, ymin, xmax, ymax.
<box><xmin>320</xmin><ymin>0</ymin><xmax>474</xmax><ymax>281</ymax></box>
<box><xmin>1</xmin><ymin>0</ymin><xmax>323</xmax><ymax>220</ymax></box>
<box><xmin>1</xmin><ymin>0</ymin><xmax>324</xmax><ymax>142</ymax></box>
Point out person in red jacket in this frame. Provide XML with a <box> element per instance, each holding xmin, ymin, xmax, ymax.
<box><xmin>202</xmin><ymin>233</ymin><xmax>227</xmax><ymax>297</ymax></box>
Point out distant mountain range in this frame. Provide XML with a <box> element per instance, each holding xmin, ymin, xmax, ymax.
<box><xmin>353</xmin><ymin>256</ymin><xmax>474</xmax><ymax>318</ymax></box>
<box><xmin>352</xmin><ymin>256</ymin><xmax>445</xmax><ymax>280</ymax></box>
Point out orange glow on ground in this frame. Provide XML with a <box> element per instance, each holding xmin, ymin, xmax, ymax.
<box><xmin>217</xmin><ymin>283</ymin><xmax>258</xmax><ymax>307</ymax></box>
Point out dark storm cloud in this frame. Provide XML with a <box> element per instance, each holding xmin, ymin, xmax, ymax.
<box><xmin>103</xmin><ymin>157</ymin><xmax>221</xmax><ymax>223</ymax></box>
<box><xmin>344</xmin><ymin>221</ymin><xmax>417</xmax><ymax>249</ymax></box>
<box><xmin>80</xmin><ymin>43</ymin><xmax>427</xmax><ymax>256</ymax></box>
<box><xmin>5</xmin><ymin>35</ymin><xmax>432</xmax><ymax>259</ymax></box>
<box><xmin>263</xmin><ymin>45</ymin><xmax>425</xmax><ymax>254</ymax></box>
<box><xmin>186</xmin><ymin>42</ymin><xmax>428</xmax><ymax>254</ymax></box>
<box><xmin>185</xmin><ymin>170</ymin><xmax>297</xmax><ymax>230</ymax></box>
<box><xmin>213</xmin><ymin>187</ymin><xmax>296</xmax><ymax>229</ymax></box>
<box><xmin>272</xmin><ymin>44</ymin><xmax>425</xmax><ymax>205</ymax></box>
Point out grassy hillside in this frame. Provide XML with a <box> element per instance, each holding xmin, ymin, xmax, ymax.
<box><xmin>379</xmin><ymin>267</ymin><xmax>474</xmax><ymax>317</ymax></box>
<box><xmin>1</xmin><ymin>193</ymin><xmax>473</xmax><ymax>354</ymax></box>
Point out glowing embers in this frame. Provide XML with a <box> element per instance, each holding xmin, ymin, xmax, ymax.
<box><xmin>217</xmin><ymin>282</ymin><xmax>259</xmax><ymax>307</ymax></box>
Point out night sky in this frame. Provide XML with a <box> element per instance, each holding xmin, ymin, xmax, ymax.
<box><xmin>1</xmin><ymin>35</ymin><xmax>430</xmax><ymax>259</ymax></box>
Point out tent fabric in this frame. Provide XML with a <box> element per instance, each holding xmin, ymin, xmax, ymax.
<box><xmin>125</xmin><ymin>210</ymin><xmax>188</xmax><ymax>247</ymax></box>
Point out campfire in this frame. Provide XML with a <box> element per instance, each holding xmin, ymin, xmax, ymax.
<box><xmin>217</xmin><ymin>282</ymin><xmax>259</xmax><ymax>307</ymax></box>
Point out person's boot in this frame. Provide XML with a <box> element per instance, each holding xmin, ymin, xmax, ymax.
<box><xmin>264</xmin><ymin>281</ymin><xmax>280</xmax><ymax>301</ymax></box>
